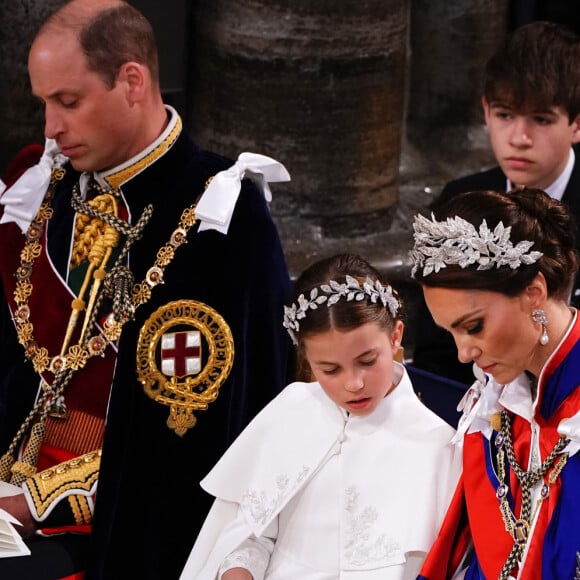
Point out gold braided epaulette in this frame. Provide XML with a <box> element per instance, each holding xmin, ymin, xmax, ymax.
<box><xmin>24</xmin><ymin>449</ymin><xmax>101</xmax><ymax>518</ymax></box>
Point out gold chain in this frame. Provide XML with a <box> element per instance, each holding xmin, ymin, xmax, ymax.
<box><xmin>12</xmin><ymin>168</ymin><xmax>198</xmax><ymax>380</ymax></box>
<box><xmin>1</xmin><ymin>168</ymin><xmax>200</xmax><ymax>482</ymax></box>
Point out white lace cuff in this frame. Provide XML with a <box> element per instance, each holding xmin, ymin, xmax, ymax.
<box><xmin>218</xmin><ymin>534</ymin><xmax>274</xmax><ymax>580</ymax></box>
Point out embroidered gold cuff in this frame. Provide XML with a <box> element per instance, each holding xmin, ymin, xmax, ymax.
<box><xmin>24</xmin><ymin>449</ymin><xmax>100</xmax><ymax>518</ymax></box>
<box><xmin>69</xmin><ymin>493</ymin><xmax>92</xmax><ymax>526</ymax></box>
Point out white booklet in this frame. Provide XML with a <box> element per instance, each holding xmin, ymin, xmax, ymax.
<box><xmin>0</xmin><ymin>482</ymin><xmax>31</xmax><ymax>558</ymax></box>
<box><xmin>0</xmin><ymin>508</ymin><xmax>30</xmax><ymax>558</ymax></box>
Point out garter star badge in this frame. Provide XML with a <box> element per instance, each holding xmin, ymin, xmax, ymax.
<box><xmin>136</xmin><ymin>300</ymin><xmax>234</xmax><ymax>435</ymax></box>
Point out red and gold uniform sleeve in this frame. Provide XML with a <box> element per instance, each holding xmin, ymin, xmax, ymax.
<box><xmin>21</xmin><ymin>449</ymin><xmax>100</xmax><ymax>534</ymax></box>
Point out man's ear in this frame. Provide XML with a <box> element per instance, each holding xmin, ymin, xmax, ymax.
<box><xmin>571</xmin><ymin>113</ymin><xmax>580</xmax><ymax>144</ymax></box>
<box><xmin>481</xmin><ymin>96</ymin><xmax>491</xmax><ymax>127</ymax></box>
<box><xmin>118</xmin><ymin>61</ymin><xmax>147</xmax><ymax>103</ymax></box>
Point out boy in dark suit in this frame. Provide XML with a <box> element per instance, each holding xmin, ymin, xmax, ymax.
<box><xmin>413</xmin><ymin>20</ymin><xmax>580</xmax><ymax>384</ymax></box>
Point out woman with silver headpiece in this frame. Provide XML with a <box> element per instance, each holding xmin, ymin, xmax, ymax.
<box><xmin>180</xmin><ymin>253</ymin><xmax>461</xmax><ymax>580</ymax></box>
<box><xmin>410</xmin><ymin>187</ymin><xmax>580</xmax><ymax>579</ymax></box>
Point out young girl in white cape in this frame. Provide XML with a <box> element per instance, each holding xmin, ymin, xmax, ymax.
<box><xmin>180</xmin><ymin>253</ymin><xmax>462</xmax><ymax>580</ymax></box>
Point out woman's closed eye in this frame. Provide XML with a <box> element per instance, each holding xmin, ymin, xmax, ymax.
<box><xmin>466</xmin><ymin>320</ymin><xmax>484</xmax><ymax>335</ymax></box>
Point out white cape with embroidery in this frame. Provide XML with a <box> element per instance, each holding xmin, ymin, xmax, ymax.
<box><xmin>180</xmin><ymin>364</ymin><xmax>461</xmax><ymax>580</ymax></box>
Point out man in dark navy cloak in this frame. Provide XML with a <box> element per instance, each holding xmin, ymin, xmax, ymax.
<box><xmin>0</xmin><ymin>2</ymin><xmax>292</xmax><ymax>579</ymax></box>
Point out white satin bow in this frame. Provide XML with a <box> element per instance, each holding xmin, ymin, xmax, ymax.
<box><xmin>451</xmin><ymin>365</ymin><xmax>505</xmax><ymax>446</ymax></box>
<box><xmin>558</xmin><ymin>412</ymin><xmax>580</xmax><ymax>457</ymax></box>
<box><xmin>0</xmin><ymin>139</ymin><xmax>68</xmax><ymax>233</ymax></box>
<box><xmin>196</xmin><ymin>152</ymin><xmax>291</xmax><ymax>234</ymax></box>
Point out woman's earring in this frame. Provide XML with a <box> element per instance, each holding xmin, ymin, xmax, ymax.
<box><xmin>532</xmin><ymin>309</ymin><xmax>549</xmax><ymax>346</ymax></box>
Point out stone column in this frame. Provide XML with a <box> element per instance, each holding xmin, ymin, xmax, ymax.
<box><xmin>406</xmin><ymin>0</ymin><xmax>509</xmax><ymax>161</ymax></box>
<box><xmin>189</xmin><ymin>0</ymin><xmax>409</xmax><ymax>238</ymax></box>
<box><xmin>0</xmin><ymin>2</ymin><xmax>65</xmax><ymax>174</ymax></box>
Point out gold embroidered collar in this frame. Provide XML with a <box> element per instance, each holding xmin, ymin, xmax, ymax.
<box><xmin>97</xmin><ymin>105</ymin><xmax>182</xmax><ymax>191</ymax></box>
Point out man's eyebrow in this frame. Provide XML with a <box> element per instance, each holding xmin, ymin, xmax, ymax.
<box><xmin>33</xmin><ymin>89</ymin><xmax>77</xmax><ymax>101</ymax></box>
<box><xmin>489</xmin><ymin>101</ymin><xmax>560</xmax><ymax>116</ymax></box>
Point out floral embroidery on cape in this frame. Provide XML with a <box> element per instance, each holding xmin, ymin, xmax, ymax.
<box><xmin>241</xmin><ymin>466</ymin><xmax>310</xmax><ymax>527</ymax></box>
<box><xmin>343</xmin><ymin>486</ymin><xmax>401</xmax><ymax>567</ymax></box>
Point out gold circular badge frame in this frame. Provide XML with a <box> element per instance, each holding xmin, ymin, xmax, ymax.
<box><xmin>136</xmin><ymin>300</ymin><xmax>234</xmax><ymax>436</ymax></box>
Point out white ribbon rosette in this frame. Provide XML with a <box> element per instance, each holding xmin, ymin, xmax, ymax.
<box><xmin>558</xmin><ymin>412</ymin><xmax>580</xmax><ymax>457</ymax></box>
<box><xmin>0</xmin><ymin>139</ymin><xmax>68</xmax><ymax>233</ymax></box>
<box><xmin>451</xmin><ymin>364</ymin><xmax>505</xmax><ymax>446</ymax></box>
<box><xmin>196</xmin><ymin>152</ymin><xmax>291</xmax><ymax>234</ymax></box>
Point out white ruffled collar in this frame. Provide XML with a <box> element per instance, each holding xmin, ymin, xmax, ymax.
<box><xmin>0</xmin><ymin>139</ymin><xmax>68</xmax><ymax>232</ymax></box>
<box><xmin>452</xmin><ymin>327</ymin><xmax>580</xmax><ymax>457</ymax></box>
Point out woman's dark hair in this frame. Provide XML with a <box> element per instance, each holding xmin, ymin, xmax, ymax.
<box><xmin>413</xmin><ymin>188</ymin><xmax>578</xmax><ymax>301</ymax></box>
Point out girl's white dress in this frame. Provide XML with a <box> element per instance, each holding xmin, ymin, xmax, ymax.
<box><xmin>180</xmin><ymin>363</ymin><xmax>462</xmax><ymax>580</ymax></box>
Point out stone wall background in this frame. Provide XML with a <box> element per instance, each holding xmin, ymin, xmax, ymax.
<box><xmin>2</xmin><ymin>0</ymin><xmax>578</xmax><ymax>356</ymax></box>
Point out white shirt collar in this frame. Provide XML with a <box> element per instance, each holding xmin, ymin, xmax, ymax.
<box><xmin>545</xmin><ymin>147</ymin><xmax>575</xmax><ymax>201</ymax></box>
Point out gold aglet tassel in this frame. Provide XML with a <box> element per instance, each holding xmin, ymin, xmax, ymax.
<box><xmin>9</xmin><ymin>421</ymin><xmax>45</xmax><ymax>485</ymax></box>
<box><xmin>491</xmin><ymin>412</ymin><xmax>502</xmax><ymax>433</ymax></box>
<box><xmin>0</xmin><ymin>453</ymin><xmax>15</xmax><ymax>482</ymax></box>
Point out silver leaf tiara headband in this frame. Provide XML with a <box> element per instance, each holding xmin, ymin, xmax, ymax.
<box><xmin>410</xmin><ymin>213</ymin><xmax>543</xmax><ymax>278</ymax></box>
<box><xmin>282</xmin><ymin>274</ymin><xmax>400</xmax><ymax>344</ymax></box>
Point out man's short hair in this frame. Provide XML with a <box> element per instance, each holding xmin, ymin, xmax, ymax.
<box><xmin>38</xmin><ymin>2</ymin><xmax>159</xmax><ymax>89</ymax></box>
<box><xmin>483</xmin><ymin>20</ymin><xmax>580</xmax><ymax>120</ymax></box>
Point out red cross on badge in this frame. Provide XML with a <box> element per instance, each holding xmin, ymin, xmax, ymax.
<box><xmin>161</xmin><ymin>331</ymin><xmax>201</xmax><ymax>378</ymax></box>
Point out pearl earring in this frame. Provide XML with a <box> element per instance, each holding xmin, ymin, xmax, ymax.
<box><xmin>531</xmin><ymin>309</ymin><xmax>549</xmax><ymax>346</ymax></box>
